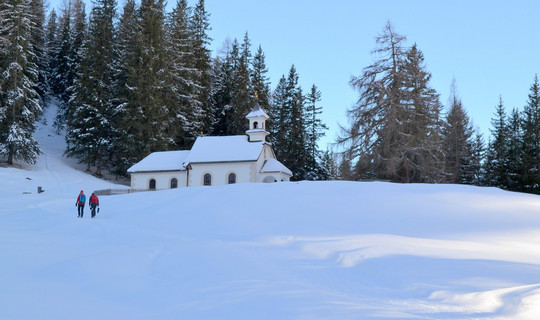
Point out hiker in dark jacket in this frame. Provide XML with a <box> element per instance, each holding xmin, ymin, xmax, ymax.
<box><xmin>89</xmin><ymin>193</ymin><xmax>99</xmax><ymax>218</ymax></box>
<box><xmin>76</xmin><ymin>190</ymin><xmax>86</xmax><ymax>218</ymax></box>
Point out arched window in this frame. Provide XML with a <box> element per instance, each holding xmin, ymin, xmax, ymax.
<box><xmin>203</xmin><ymin>173</ymin><xmax>212</xmax><ymax>186</ymax></box>
<box><xmin>228</xmin><ymin>173</ymin><xmax>236</xmax><ymax>184</ymax></box>
<box><xmin>263</xmin><ymin>176</ymin><xmax>277</xmax><ymax>183</ymax></box>
<box><xmin>253</xmin><ymin>121</ymin><xmax>258</xmax><ymax>129</ymax></box>
<box><xmin>149</xmin><ymin>179</ymin><xmax>156</xmax><ymax>190</ymax></box>
<box><xmin>170</xmin><ymin>178</ymin><xmax>178</xmax><ymax>189</ymax></box>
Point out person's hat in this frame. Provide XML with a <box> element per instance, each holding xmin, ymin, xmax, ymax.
<box><xmin>80</xmin><ymin>190</ymin><xmax>84</xmax><ymax>193</ymax></box>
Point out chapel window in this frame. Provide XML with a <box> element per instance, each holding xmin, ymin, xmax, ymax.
<box><xmin>203</xmin><ymin>173</ymin><xmax>212</xmax><ymax>186</ymax></box>
<box><xmin>149</xmin><ymin>179</ymin><xmax>156</xmax><ymax>190</ymax></box>
<box><xmin>228</xmin><ymin>173</ymin><xmax>236</xmax><ymax>184</ymax></box>
<box><xmin>171</xmin><ymin>178</ymin><xmax>178</xmax><ymax>189</ymax></box>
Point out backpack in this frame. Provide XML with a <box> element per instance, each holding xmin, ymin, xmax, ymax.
<box><xmin>79</xmin><ymin>194</ymin><xmax>86</xmax><ymax>204</ymax></box>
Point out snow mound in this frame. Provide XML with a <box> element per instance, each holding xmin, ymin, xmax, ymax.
<box><xmin>2</xmin><ymin>102</ymin><xmax>540</xmax><ymax>319</ymax></box>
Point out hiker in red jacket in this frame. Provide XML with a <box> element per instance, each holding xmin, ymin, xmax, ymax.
<box><xmin>89</xmin><ymin>193</ymin><xmax>99</xmax><ymax>218</ymax></box>
<box><xmin>76</xmin><ymin>190</ymin><xmax>86</xmax><ymax>218</ymax></box>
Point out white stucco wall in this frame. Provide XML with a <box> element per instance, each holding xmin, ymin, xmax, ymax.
<box><xmin>130</xmin><ymin>171</ymin><xmax>187</xmax><ymax>191</ymax></box>
<box><xmin>188</xmin><ymin>162</ymin><xmax>255</xmax><ymax>187</ymax></box>
<box><xmin>130</xmin><ymin>143</ymin><xmax>290</xmax><ymax>190</ymax></box>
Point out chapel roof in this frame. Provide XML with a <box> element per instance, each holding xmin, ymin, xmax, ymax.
<box><xmin>260</xmin><ymin>158</ymin><xmax>293</xmax><ymax>176</ymax></box>
<box><xmin>246</xmin><ymin>102</ymin><xmax>269</xmax><ymax>119</ymax></box>
<box><xmin>127</xmin><ymin>150</ymin><xmax>190</xmax><ymax>173</ymax></box>
<box><xmin>183</xmin><ymin>135</ymin><xmax>265</xmax><ymax>164</ymax></box>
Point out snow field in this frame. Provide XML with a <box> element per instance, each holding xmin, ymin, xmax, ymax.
<box><xmin>1</xmin><ymin>103</ymin><xmax>540</xmax><ymax>319</ymax></box>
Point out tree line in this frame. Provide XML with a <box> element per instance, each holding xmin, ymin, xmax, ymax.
<box><xmin>0</xmin><ymin>0</ymin><xmax>329</xmax><ymax>180</ymax></box>
<box><xmin>2</xmin><ymin>1</ymin><xmax>539</xmax><ymax>194</ymax></box>
<box><xmin>338</xmin><ymin>22</ymin><xmax>540</xmax><ymax>194</ymax></box>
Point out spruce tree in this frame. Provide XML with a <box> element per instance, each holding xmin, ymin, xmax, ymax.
<box><xmin>44</xmin><ymin>9</ymin><xmax>58</xmax><ymax>97</ymax></box>
<box><xmin>116</xmin><ymin>0</ymin><xmax>171</xmax><ymax>170</ymax></box>
<box><xmin>272</xmin><ymin>65</ymin><xmax>310</xmax><ymax>180</ymax></box>
<box><xmin>400</xmin><ymin>44</ymin><xmax>444</xmax><ymax>182</ymax></box>
<box><xmin>521</xmin><ymin>75</ymin><xmax>540</xmax><ymax>193</ymax></box>
<box><xmin>484</xmin><ymin>96</ymin><xmax>509</xmax><ymax>188</ymax></box>
<box><xmin>51</xmin><ymin>2</ymin><xmax>71</xmax><ymax>99</ymax></box>
<box><xmin>65</xmin><ymin>0</ymin><xmax>117</xmax><ymax>175</ymax></box>
<box><xmin>304</xmin><ymin>84</ymin><xmax>328</xmax><ymax>180</ymax></box>
<box><xmin>29</xmin><ymin>0</ymin><xmax>47</xmax><ymax>101</ymax></box>
<box><xmin>251</xmin><ymin>45</ymin><xmax>271</xmax><ymax>112</ymax></box>
<box><xmin>0</xmin><ymin>0</ymin><xmax>42</xmax><ymax>164</ymax></box>
<box><xmin>165</xmin><ymin>0</ymin><xmax>203</xmax><ymax>148</ymax></box>
<box><xmin>229</xmin><ymin>33</ymin><xmax>254</xmax><ymax>135</ymax></box>
<box><xmin>506</xmin><ymin>108</ymin><xmax>524</xmax><ymax>191</ymax></box>
<box><xmin>210</xmin><ymin>41</ymin><xmax>235</xmax><ymax>136</ymax></box>
<box><xmin>442</xmin><ymin>80</ymin><xmax>475</xmax><ymax>184</ymax></box>
<box><xmin>191</xmin><ymin>0</ymin><xmax>213</xmax><ymax>132</ymax></box>
<box><xmin>112</xmin><ymin>0</ymin><xmax>139</xmax><ymax>174</ymax></box>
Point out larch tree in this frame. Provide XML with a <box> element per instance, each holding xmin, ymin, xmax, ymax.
<box><xmin>338</xmin><ymin>21</ymin><xmax>408</xmax><ymax>182</ymax></box>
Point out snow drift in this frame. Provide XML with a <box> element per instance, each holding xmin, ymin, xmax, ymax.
<box><xmin>1</xmin><ymin>104</ymin><xmax>540</xmax><ymax>319</ymax></box>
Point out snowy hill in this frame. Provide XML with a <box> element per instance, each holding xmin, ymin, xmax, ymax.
<box><xmin>2</xmin><ymin>104</ymin><xmax>540</xmax><ymax>319</ymax></box>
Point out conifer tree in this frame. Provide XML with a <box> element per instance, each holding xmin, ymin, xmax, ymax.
<box><xmin>29</xmin><ymin>0</ymin><xmax>47</xmax><ymax>101</ymax></box>
<box><xmin>51</xmin><ymin>2</ymin><xmax>71</xmax><ymax>99</ymax></box>
<box><xmin>251</xmin><ymin>45</ymin><xmax>271</xmax><ymax>112</ymax></box>
<box><xmin>484</xmin><ymin>96</ymin><xmax>509</xmax><ymax>188</ymax></box>
<box><xmin>320</xmin><ymin>149</ymin><xmax>338</xmax><ymax>180</ymax></box>
<box><xmin>470</xmin><ymin>131</ymin><xmax>486</xmax><ymax>186</ymax></box>
<box><xmin>269</xmin><ymin>75</ymin><xmax>287</xmax><ymax>153</ymax></box>
<box><xmin>229</xmin><ymin>33</ymin><xmax>254</xmax><ymax>135</ymax></box>
<box><xmin>272</xmin><ymin>65</ymin><xmax>310</xmax><ymax>180</ymax></box>
<box><xmin>339</xmin><ymin>22</ymin><xmax>443</xmax><ymax>183</ymax></box>
<box><xmin>521</xmin><ymin>75</ymin><xmax>540</xmax><ymax>193</ymax></box>
<box><xmin>191</xmin><ymin>0</ymin><xmax>213</xmax><ymax>131</ymax></box>
<box><xmin>0</xmin><ymin>0</ymin><xmax>42</xmax><ymax>164</ymax></box>
<box><xmin>165</xmin><ymin>0</ymin><xmax>203</xmax><ymax>148</ymax></box>
<box><xmin>44</xmin><ymin>9</ymin><xmax>58</xmax><ymax>97</ymax></box>
<box><xmin>338</xmin><ymin>21</ymin><xmax>407</xmax><ymax>181</ymax></box>
<box><xmin>210</xmin><ymin>41</ymin><xmax>236</xmax><ymax>136</ymax></box>
<box><xmin>112</xmin><ymin>0</ymin><xmax>139</xmax><ymax>174</ymax></box>
<box><xmin>65</xmin><ymin>0</ymin><xmax>117</xmax><ymax>175</ymax></box>
<box><xmin>442</xmin><ymin>80</ymin><xmax>475</xmax><ymax>184</ymax></box>
<box><xmin>506</xmin><ymin>108</ymin><xmax>524</xmax><ymax>191</ymax></box>
<box><xmin>304</xmin><ymin>84</ymin><xmax>328</xmax><ymax>180</ymax></box>
<box><xmin>115</xmin><ymin>0</ymin><xmax>170</xmax><ymax>170</ymax></box>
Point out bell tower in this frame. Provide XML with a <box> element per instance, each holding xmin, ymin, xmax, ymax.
<box><xmin>246</xmin><ymin>102</ymin><xmax>269</xmax><ymax>142</ymax></box>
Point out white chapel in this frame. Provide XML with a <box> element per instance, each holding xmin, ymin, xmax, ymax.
<box><xmin>127</xmin><ymin>103</ymin><xmax>292</xmax><ymax>190</ymax></box>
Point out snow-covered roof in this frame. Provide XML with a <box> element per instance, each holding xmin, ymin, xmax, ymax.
<box><xmin>127</xmin><ymin>150</ymin><xmax>190</xmax><ymax>173</ymax></box>
<box><xmin>184</xmin><ymin>135</ymin><xmax>264</xmax><ymax>164</ymax></box>
<box><xmin>246</xmin><ymin>102</ymin><xmax>269</xmax><ymax>119</ymax></box>
<box><xmin>261</xmin><ymin>158</ymin><xmax>293</xmax><ymax>176</ymax></box>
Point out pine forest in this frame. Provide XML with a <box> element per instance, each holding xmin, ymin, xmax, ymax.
<box><xmin>1</xmin><ymin>1</ymin><xmax>540</xmax><ymax>194</ymax></box>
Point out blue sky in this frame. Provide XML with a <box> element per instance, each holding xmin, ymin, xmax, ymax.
<box><xmin>50</xmin><ymin>0</ymin><xmax>540</xmax><ymax>149</ymax></box>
